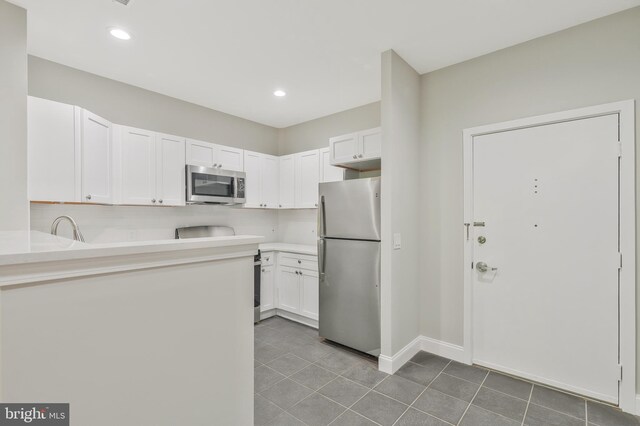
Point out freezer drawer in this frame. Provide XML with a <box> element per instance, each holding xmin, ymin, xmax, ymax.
<box><xmin>318</xmin><ymin>238</ymin><xmax>380</xmax><ymax>356</ymax></box>
<box><xmin>318</xmin><ymin>177</ymin><xmax>380</xmax><ymax>241</ymax></box>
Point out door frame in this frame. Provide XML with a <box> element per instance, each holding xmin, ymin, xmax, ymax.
<box><xmin>463</xmin><ymin>100</ymin><xmax>636</xmax><ymax>412</ymax></box>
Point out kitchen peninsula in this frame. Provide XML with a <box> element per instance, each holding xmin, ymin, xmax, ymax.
<box><xmin>0</xmin><ymin>231</ymin><xmax>261</xmax><ymax>425</ymax></box>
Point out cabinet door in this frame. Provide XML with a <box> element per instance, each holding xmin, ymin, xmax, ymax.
<box><xmin>300</xmin><ymin>268</ymin><xmax>319</xmax><ymax>321</ymax></box>
<box><xmin>157</xmin><ymin>133</ymin><xmax>186</xmax><ymax>206</ymax></box>
<box><xmin>278</xmin><ymin>155</ymin><xmax>295</xmax><ymax>209</ymax></box>
<box><xmin>215</xmin><ymin>145</ymin><xmax>244</xmax><ymax>172</ymax></box>
<box><xmin>319</xmin><ymin>147</ymin><xmax>343</xmax><ymax>183</ymax></box>
<box><xmin>261</xmin><ymin>154</ymin><xmax>279</xmax><ymax>209</ymax></box>
<box><xmin>119</xmin><ymin>126</ymin><xmax>157</xmax><ymax>205</ymax></box>
<box><xmin>243</xmin><ymin>150</ymin><xmax>262</xmax><ymax>208</ymax></box>
<box><xmin>261</xmin><ymin>265</ymin><xmax>275</xmax><ymax>312</ymax></box>
<box><xmin>358</xmin><ymin>127</ymin><xmax>381</xmax><ymax>160</ymax></box>
<box><xmin>81</xmin><ymin>110</ymin><xmax>112</xmax><ymax>204</ymax></box>
<box><xmin>28</xmin><ymin>97</ymin><xmax>80</xmax><ymax>202</ymax></box>
<box><xmin>277</xmin><ymin>267</ymin><xmax>301</xmax><ymax>314</ymax></box>
<box><xmin>329</xmin><ymin>132</ymin><xmax>358</xmax><ymax>165</ymax></box>
<box><xmin>186</xmin><ymin>139</ymin><xmax>215</xmax><ymax>168</ymax></box>
<box><xmin>295</xmin><ymin>150</ymin><xmax>320</xmax><ymax>208</ymax></box>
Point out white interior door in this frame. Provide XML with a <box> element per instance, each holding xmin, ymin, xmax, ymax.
<box><xmin>472</xmin><ymin>114</ymin><xmax>620</xmax><ymax>403</ymax></box>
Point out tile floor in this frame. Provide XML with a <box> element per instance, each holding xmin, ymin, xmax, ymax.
<box><xmin>254</xmin><ymin>316</ymin><xmax>639</xmax><ymax>426</ymax></box>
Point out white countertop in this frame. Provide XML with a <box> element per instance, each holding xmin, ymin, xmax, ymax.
<box><xmin>259</xmin><ymin>242</ymin><xmax>317</xmax><ymax>256</ymax></box>
<box><xmin>0</xmin><ymin>231</ymin><xmax>263</xmax><ymax>267</ymax></box>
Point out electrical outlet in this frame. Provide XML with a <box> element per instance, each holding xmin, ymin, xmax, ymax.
<box><xmin>393</xmin><ymin>233</ymin><xmax>401</xmax><ymax>249</ymax></box>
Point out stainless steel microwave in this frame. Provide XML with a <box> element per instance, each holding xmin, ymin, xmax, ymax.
<box><xmin>186</xmin><ymin>165</ymin><xmax>246</xmax><ymax>205</ymax></box>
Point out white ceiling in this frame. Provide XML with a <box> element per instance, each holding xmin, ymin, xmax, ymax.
<box><xmin>11</xmin><ymin>0</ymin><xmax>640</xmax><ymax>128</ymax></box>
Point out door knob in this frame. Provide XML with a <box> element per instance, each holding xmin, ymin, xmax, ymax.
<box><xmin>476</xmin><ymin>262</ymin><xmax>497</xmax><ymax>273</ymax></box>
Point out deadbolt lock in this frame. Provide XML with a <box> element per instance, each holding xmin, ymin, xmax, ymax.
<box><xmin>477</xmin><ymin>236</ymin><xmax>486</xmax><ymax>244</ymax></box>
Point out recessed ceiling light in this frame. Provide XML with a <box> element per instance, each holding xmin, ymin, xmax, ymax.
<box><xmin>273</xmin><ymin>90</ymin><xmax>286</xmax><ymax>97</ymax></box>
<box><xmin>109</xmin><ymin>28</ymin><xmax>131</xmax><ymax>40</ymax></box>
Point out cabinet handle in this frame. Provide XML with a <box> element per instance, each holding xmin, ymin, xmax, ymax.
<box><xmin>262</xmin><ymin>268</ymin><xmax>265</xmax><ymax>272</ymax></box>
<box><xmin>279</xmin><ymin>204</ymin><xmax>282</xmax><ymax>208</ymax></box>
<box><xmin>352</xmin><ymin>155</ymin><xmax>357</xmax><ymax>159</ymax></box>
<box><xmin>266</xmin><ymin>257</ymin><xmax>270</xmax><ymax>261</ymax></box>
<box><xmin>213</xmin><ymin>163</ymin><xmax>218</xmax><ymax>167</ymax></box>
<box><xmin>159</xmin><ymin>199</ymin><xmax>163</xmax><ymax>204</ymax></box>
<box><xmin>86</xmin><ymin>194</ymin><xmax>92</xmax><ymax>200</ymax></box>
<box><xmin>358</xmin><ymin>154</ymin><xmax>363</xmax><ymax>158</ymax></box>
<box><xmin>152</xmin><ymin>199</ymin><xmax>156</xmax><ymax>203</ymax></box>
<box><xmin>298</xmin><ymin>260</ymin><xmax>302</xmax><ymax>264</ymax></box>
<box><xmin>218</xmin><ymin>164</ymin><xmax>222</xmax><ymax>168</ymax></box>
<box><xmin>315</xmin><ymin>203</ymin><xmax>318</xmax><ymax>207</ymax></box>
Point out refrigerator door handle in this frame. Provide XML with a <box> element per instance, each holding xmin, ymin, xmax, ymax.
<box><xmin>318</xmin><ymin>238</ymin><xmax>326</xmax><ymax>281</ymax></box>
<box><xmin>318</xmin><ymin>195</ymin><xmax>327</xmax><ymax>238</ymax></box>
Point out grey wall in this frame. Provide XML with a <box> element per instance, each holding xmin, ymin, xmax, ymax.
<box><xmin>28</xmin><ymin>56</ymin><xmax>279</xmax><ymax>155</ymax></box>
<box><xmin>0</xmin><ymin>1</ymin><xmax>28</xmax><ymax>231</ymax></box>
<box><xmin>381</xmin><ymin>50</ymin><xmax>421</xmax><ymax>357</ymax></box>
<box><xmin>278</xmin><ymin>102</ymin><xmax>380</xmax><ymax>155</ymax></box>
<box><xmin>418</xmin><ymin>6</ymin><xmax>640</xmax><ymax>382</ymax></box>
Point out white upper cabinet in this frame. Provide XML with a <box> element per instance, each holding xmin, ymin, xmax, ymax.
<box><xmin>185</xmin><ymin>139</ymin><xmax>215</xmax><ymax>168</ymax></box>
<box><xmin>243</xmin><ymin>150</ymin><xmax>279</xmax><ymax>208</ymax></box>
<box><xmin>295</xmin><ymin>150</ymin><xmax>320</xmax><ymax>208</ymax></box>
<box><xmin>216</xmin><ymin>145</ymin><xmax>244</xmax><ymax>171</ymax></box>
<box><xmin>358</xmin><ymin>127</ymin><xmax>382</xmax><ymax>160</ymax></box>
<box><xmin>81</xmin><ymin>110</ymin><xmax>113</xmax><ymax>204</ymax></box>
<box><xmin>28</xmin><ymin>96</ymin><xmax>80</xmax><ymax>202</ymax></box>
<box><xmin>185</xmin><ymin>139</ymin><xmax>243</xmax><ymax>171</ymax></box>
<box><xmin>115</xmin><ymin>127</ymin><xmax>186</xmax><ymax>206</ymax></box>
<box><xmin>329</xmin><ymin>127</ymin><xmax>381</xmax><ymax>170</ymax></box>
<box><xmin>319</xmin><ymin>147</ymin><xmax>343</xmax><ymax>183</ymax></box>
<box><xmin>156</xmin><ymin>133</ymin><xmax>186</xmax><ymax>206</ymax></box>
<box><xmin>261</xmin><ymin>154</ymin><xmax>279</xmax><ymax>209</ymax></box>
<box><xmin>329</xmin><ymin>133</ymin><xmax>358</xmax><ymax>164</ymax></box>
<box><xmin>278</xmin><ymin>155</ymin><xmax>295</xmax><ymax>209</ymax></box>
<box><xmin>243</xmin><ymin>150</ymin><xmax>262</xmax><ymax>208</ymax></box>
<box><xmin>117</xmin><ymin>126</ymin><xmax>157</xmax><ymax>206</ymax></box>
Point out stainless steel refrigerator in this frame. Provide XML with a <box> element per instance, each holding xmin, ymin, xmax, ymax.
<box><xmin>318</xmin><ymin>177</ymin><xmax>381</xmax><ymax>356</ymax></box>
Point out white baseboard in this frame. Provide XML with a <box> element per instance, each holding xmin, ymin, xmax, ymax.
<box><xmin>379</xmin><ymin>335</ymin><xmax>466</xmax><ymax>374</ymax></box>
<box><xmin>275</xmin><ymin>310</ymin><xmax>318</xmax><ymax>329</ymax></box>
<box><xmin>379</xmin><ymin>336</ymin><xmax>423</xmax><ymax>374</ymax></box>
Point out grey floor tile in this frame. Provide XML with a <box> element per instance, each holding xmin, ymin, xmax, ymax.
<box><xmin>260</xmin><ymin>379</ymin><xmax>314</xmax><ymax>409</ymax></box>
<box><xmin>342</xmin><ymin>363</ymin><xmax>388</xmax><ymax>388</ymax></box>
<box><xmin>530</xmin><ymin>385</ymin><xmax>585</xmax><ymax>419</ymax></box>
<box><xmin>524</xmin><ymin>403</ymin><xmax>585</xmax><ymax>426</ymax></box>
<box><xmin>291</xmin><ymin>364</ymin><xmax>337</xmax><ymax>391</ymax></box>
<box><xmin>256</xmin><ymin>342</ymin><xmax>289</xmax><ymax>364</ymax></box>
<box><xmin>430</xmin><ymin>373</ymin><xmax>480</xmax><ymax>402</ymax></box>
<box><xmin>318</xmin><ymin>376</ymin><xmax>369</xmax><ymax>407</ymax></box>
<box><xmin>316</xmin><ymin>350</ymin><xmax>367</xmax><ymax>375</ymax></box>
<box><xmin>255</xmin><ymin>365</ymin><xmax>286</xmax><ymax>393</ymax></box>
<box><xmin>443</xmin><ymin>361</ymin><xmax>488</xmax><ymax>384</ymax></box>
<box><xmin>460</xmin><ymin>405</ymin><xmax>520</xmax><ymax>426</ymax></box>
<box><xmin>374</xmin><ymin>375</ymin><xmax>425</xmax><ymax>405</ymax></box>
<box><xmin>291</xmin><ymin>341</ymin><xmax>335</xmax><ymax>362</ymax></box>
<box><xmin>412</xmin><ymin>388</ymin><xmax>469</xmax><ymax>425</ymax></box>
<box><xmin>395</xmin><ymin>408</ymin><xmax>450</xmax><ymax>426</ymax></box>
<box><xmin>255</xmin><ymin>326</ymin><xmax>289</xmax><ymax>345</ymax></box>
<box><xmin>472</xmin><ymin>386</ymin><xmax>527</xmax><ymax>422</ymax></box>
<box><xmin>267</xmin><ymin>353</ymin><xmax>311</xmax><ymax>377</ymax></box>
<box><xmin>483</xmin><ymin>372</ymin><xmax>532</xmax><ymax>400</ymax></box>
<box><xmin>351</xmin><ymin>391</ymin><xmax>408</xmax><ymax>426</ymax></box>
<box><xmin>255</xmin><ymin>394</ymin><xmax>284</xmax><ymax>426</ymax></box>
<box><xmin>330</xmin><ymin>410</ymin><xmax>378</xmax><ymax>426</ymax></box>
<box><xmin>410</xmin><ymin>352</ymin><xmax>451</xmax><ymax>371</ymax></box>
<box><xmin>288</xmin><ymin>393</ymin><xmax>346</xmax><ymax>426</ymax></box>
<box><xmin>266</xmin><ymin>411</ymin><xmax>306</xmax><ymax>426</ymax></box>
<box><xmin>587</xmin><ymin>400</ymin><xmax>640</xmax><ymax>426</ymax></box>
<box><xmin>395</xmin><ymin>362</ymin><xmax>440</xmax><ymax>387</ymax></box>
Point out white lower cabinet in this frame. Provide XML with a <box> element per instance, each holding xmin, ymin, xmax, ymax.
<box><xmin>260</xmin><ymin>265</ymin><xmax>275</xmax><ymax>312</ymax></box>
<box><xmin>277</xmin><ymin>266</ymin><xmax>302</xmax><ymax>313</ymax></box>
<box><xmin>272</xmin><ymin>252</ymin><xmax>319</xmax><ymax>324</ymax></box>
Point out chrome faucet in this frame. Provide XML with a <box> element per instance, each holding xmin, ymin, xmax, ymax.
<box><xmin>50</xmin><ymin>215</ymin><xmax>85</xmax><ymax>242</ymax></box>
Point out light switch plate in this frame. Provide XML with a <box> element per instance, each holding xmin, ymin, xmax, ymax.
<box><xmin>393</xmin><ymin>233</ymin><xmax>401</xmax><ymax>249</ymax></box>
